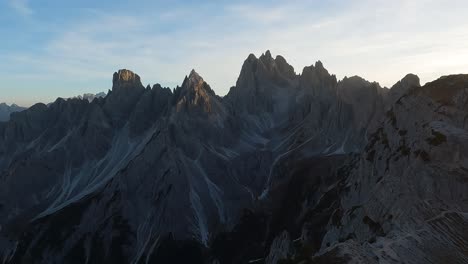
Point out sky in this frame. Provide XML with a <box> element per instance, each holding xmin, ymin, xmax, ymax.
<box><xmin>2</xmin><ymin>0</ymin><xmax>468</xmax><ymax>106</ymax></box>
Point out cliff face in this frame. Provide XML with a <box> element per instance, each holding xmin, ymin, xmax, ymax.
<box><xmin>316</xmin><ymin>75</ymin><xmax>468</xmax><ymax>263</ymax></box>
<box><xmin>265</xmin><ymin>74</ymin><xmax>468</xmax><ymax>264</ymax></box>
<box><xmin>0</xmin><ymin>52</ymin><xmax>466</xmax><ymax>264</ymax></box>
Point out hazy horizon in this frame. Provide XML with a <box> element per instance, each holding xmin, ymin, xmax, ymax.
<box><xmin>2</xmin><ymin>0</ymin><xmax>468</xmax><ymax>106</ymax></box>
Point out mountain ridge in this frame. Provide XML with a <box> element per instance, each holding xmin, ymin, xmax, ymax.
<box><xmin>0</xmin><ymin>51</ymin><xmax>466</xmax><ymax>264</ymax></box>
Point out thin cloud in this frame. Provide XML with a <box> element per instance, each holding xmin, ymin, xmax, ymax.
<box><xmin>2</xmin><ymin>0</ymin><xmax>468</xmax><ymax>106</ymax></box>
<box><xmin>9</xmin><ymin>0</ymin><xmax>33</xmax><ymax>17</ymax></box>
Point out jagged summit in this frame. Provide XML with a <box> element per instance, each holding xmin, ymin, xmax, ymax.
<box><xmin>179</xmin><ymin>69</ymin><xmax>214</xmax><ymax>95</ymax></box>
<box><xmin>113</xmin><ymin>69</ymin><xmax>139</xmax><ymax>82</ymax></box>
<box><xmin>299</xmin><ymin>60</ymin><xmax>337</xmax><ymax>100</ymax></box>
<box><xmin>259</xmin><ymin>50</ymin><xmax>274</xmax><ymax>65</ymax></box>
<box><xmin>246</xmin><ymin>53</ymin><xmax>257</xmax><ymax>61</ymax></box>
<box><xmin>184</xmin><ymin>69</ymin><xmax>205</xmax><ymax>88</ymax></box>
<box><xmin>174</xmin><ymin>69</ymin><xmax>219</xmax><ymax>114</ymax></box>
<box><xmin>400</xmin><ymin>73</ymin><xmax>420</xmax><ymax>87</ymax></box>
<box><xmin>112</xmin><ymin>69</ymin><xmax>144</xmax><ymax>91</ymax></box>
<box><xmin>189</xmin><ymin>68</ymin><xmax>200</xmax><ymax>78</ymax></box>
<box><xmin>224</xmin><ymin>51</ymin><xmax>298</xmax><ymax>115</ymax></box>
<box><xmin>104</xmin><ymin>69</ymin><xmax>146</xmax><ymax>123</ymax></box>
<box><xmin>383</xmin><ymin>73</ymin><xmax>421</xmax><ymax>108</ymax></box>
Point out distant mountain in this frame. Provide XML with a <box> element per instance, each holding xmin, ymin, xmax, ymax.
<box><xmin>70</xmin><ymin>92</ymin><xmax>107</xmax><ymax>102</ymax></box>
<box><xmin>0</xmin><ymin>51</ymin><xmax>466</xmax><ymax>264</ymax></box>
<box><xmin>1</xmin><ymin>93</ymin><xmax>106</xmax><ymax>122</ymax></box>
<box><xmin>0</xmin><ymin>103</ymin><xmax>26</xmax><ymax>121</ymax></box>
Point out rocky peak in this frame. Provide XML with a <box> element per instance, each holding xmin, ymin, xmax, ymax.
<box><xmin>112</xmin><ymin>69</ymin><xmax>144</xmax><ymax>92</ymax></box>
<box><xmin>300</xmin><ymin>61</ymin><xmax>337</xmax><ymax>97</ymax></box>
<box><xmin>235</xmin><ymin>51</ymin><xmax>296</xmax><ymax>88</ymax></box>
<box><xmin>103</xmin><ymin>69</ymin><xmax>146</xmax><ymax>124</ymax></box>
<box><xmin>245</xmin><ymin>53</ymin><xmax>257</xmax><ymax>63</ymax></box>
<box><xmin>184</xmin><ymin>69</ymin><xmax>204</xmax><ymax>89</ymax></box>
<box><xmin>259</xmin><ymin>50</ymin><xmax>296</xmax><ymax>79</ymax></box>
<box><xmin>179</xmin><ymin>69</ymin><xmax>215</xmax><ymax>96</ymax></box>
<box><xmin>259</xmin><ymin>50</ymin><xmax>275</xmax><ymax>68</ymax></box>
<box><xmin>114</xmin><ymin>69</ymin><xmax>138</xmax><ymax>82</ymax></box>
<box><xmin>337</xmin><ymin>76</ymin><xmax>382</xmax><ymax>100</ymax></box>
<box><xmin>224</xmin><ymin>51</ymin><xmax>299</xmax><ymax>116</ymax></box>
<box><xmin>400</xmin><ymin>73</ymin><xmax>420</xmax><ymax>88</ymax></box>
<box><xmin>275</xmin><ymin>55</ymin><xmax>296</xmax><ymax>80</ymax></box>
<box><xmin>235</xmin><ymin>55</ymin><xmax>259</xmax><ymax>88</ymax></box>
<box><xmin>301</xmin><ymin>61</ymin><xmax>333</xmax><ymax>80</ymax></box>
<box><xmin>174</xmin><ymin>69</ymin><xmax>218</xmax><ymax>114</ymax></box>
<box><xmin>385</xmin><ymin>73</ymin><xmax>421</xmax><ymax>108</ymax></box>
<box><xmin>419</xmin><ymin>74</ymin><xmax>468</xmax><ymax>105</ymax></box>
<box><xmin>241</xmin><ymin>51</ymin><xmax>296</xmax><ymax>80</ymax></box>
<box><xmin>339</xmin><ymin>75</ymin><xmax>372</xmax><ymax>87</ymax></box>
<box><xmin>312</xmin><ymin>61</ymin><xmax>330</xmax><ymax>77</ymax></box>
<box><xmin>389</xmin><ymin>73</ymin><xmax>420</xmax><ymax>95</ymax></box>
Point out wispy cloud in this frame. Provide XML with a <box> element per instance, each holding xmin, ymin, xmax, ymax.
<box><xmin>2</xmin><ymin>0</ymin><xmax>468</xmax><ymax>106</ymax></box>
<box><xmin>9</xmin><ymin>0</ymin><xmax>33</xmax><ymax>17</ymax></box>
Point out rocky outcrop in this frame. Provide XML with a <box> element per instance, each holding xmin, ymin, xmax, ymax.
<box><xmin>173</xmin><ymin>70</ymin><xmax>223</xmax><ymax>116</ymax></box>
<box><xmin>265</xmin><ymin>231</ymin><xmax>292</xmax><ymax>264</ymax></box>
<box><xmin>318</xmin><ymin>75</ymin><xmax>468</xmax><ymax>263</ymax></box>
<box><xmin>104</xmin><ymin>69</ymin><xmax>146</xmax><ymax>126</ymax></box>
<box><xmin>300</xmin><ymin>61</ymin><xmax>337</xmax><ymax>100</ymax></box>
<box><xmin>224</xmin><ymin>51</ymin><xmax>297</xmax><ymax>119</ymax></box>
<box><xmin>384</xmin><ymin>73</ymin><xmax>421</xmax><ymax>108</ymax></box>
<box><xmin>337</xmin><ymin>76</ymin><xmax>386</xmax><ymax>135</ymax></box>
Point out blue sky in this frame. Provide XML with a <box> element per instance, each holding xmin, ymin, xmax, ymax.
<box><xmin>2</xmin><ymin>0</ymin><xmax>468</xmax><ymax>106</ymax></box>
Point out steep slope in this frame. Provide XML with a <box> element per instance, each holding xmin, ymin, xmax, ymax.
<box><xmin>0</xmin><ymin>68</ymin><xmax>260</xmax><ymax>263</ymax></box>
<box><xmin>320</xmin><ymin>75</ymin><xmax>468</xmax><ymax>263</ymax></box>
<box><xmin>269</xmin><ymin>75</ymin><xmax>468</xmax><ymax>264</ymax></box>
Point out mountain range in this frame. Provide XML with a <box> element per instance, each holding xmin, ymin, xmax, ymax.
<box><xmin>0</xmin><ymin>51</ymin><xmax>466</xmax><ymax>264</ymax></box>
<box><xmin>0</xmin><ymin>93</ymin><xmax>106</xmax><ymax>122</ymax></box>
<box><xmin>67</xmin><ymin>92</ymin><xmax>107</xmax><ymax>103</ymax></box>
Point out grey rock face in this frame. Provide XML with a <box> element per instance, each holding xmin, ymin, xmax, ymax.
<box><xmin>318</xmin><ymin>75</ymin><xmax>468</xmax><ymax>263</ymax></box>
<box><xmin>384</xmin><ymin>73</ymin><xmax>421</xmax><ymax>109</ymax></box>
<box><xmin>104</xmin><ymin>69</ymin><xmax>146</xmax><ymax>126</ymax></box>
<box><xmin>337</xmin><ymin>76</ymin><xmax>386</xmax><ymax>136</ymax></box>
<box><xmin>173</xmin><ymin>69</ymin><xmax>224</xmax><ymax>116</ymax></box>
<box><xmin>0</xmin><ymin>51</ymin><xmax>466</xmax><ymax>264</ymax></box>
<box><xmin>265</xmin><ymin>231</ymin><xmax>292</xmax><ymax>264</ymax></box>
<box><xmin>225</xmin><ymin>51</ymin><xmax>297</xmax><ymax>119</ymax></box>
